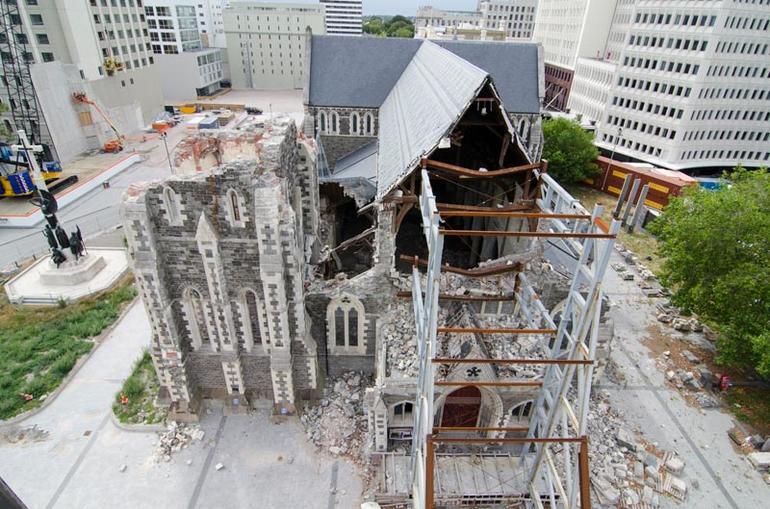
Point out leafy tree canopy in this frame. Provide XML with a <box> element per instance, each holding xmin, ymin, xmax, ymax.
<box><xmin>541</xmin><ymin>117</ymin><xmax>599</xmax><ymax>184</ymax></box>
<box><xmin>363</xmin><ymin>15</ymin><xmax>415</xmax><ymax>38</ymax></box>
<box><xmin>649</xmin><ymin>168</ymin><xmax>770</xmax><ymax>376</ymax></box>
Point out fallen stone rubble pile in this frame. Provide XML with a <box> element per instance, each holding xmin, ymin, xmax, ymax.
<box><xmin>588</xmin><ymin>391</ymin><xmax>689</xmax><ymax>507</ymax></box>
<box><xmin>655</xmin><ymin>302</ymin><xmax>709</xmax><ymax>335</ymax></box>
<box><xmin>152</xmin><ymin>421</ymin><xmax>205</xmax><ymax>462</ymax></box>
<box><xmin>381</xmin><ymin>301</ymin><xmax>419</xmax><ymax>378</ymax></box>
<box><xmin>301</xmin><ymin>371</ymin><xmax>369</xmax><ymax>465</ymax></box>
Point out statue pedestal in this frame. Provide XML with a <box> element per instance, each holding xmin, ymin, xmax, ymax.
<box><xmin>39</xmin><ymin>253</ymin><xmax>107</xmax><ymax>286</ymax></box>
<box><xmin>4</xmin><ymin>247</ymin><xmax>128</xmax><ymax>305</ymax></box>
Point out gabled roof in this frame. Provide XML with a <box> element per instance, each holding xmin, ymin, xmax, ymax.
<box><xmin>308</xmin><ymin>35</ymin><xmax>541</xmax><ymax>113</ymax></box>
<box><xmin>308</xmin><ymin>36</ymin><xmax>422</xmax><ymax>108</ymax></box>
<box><xmin>434</xmin><ymin>41</ymin><xmax>540</xmax><ymax>114</ymax></box>
<box><xmin>376</xmin><ymin>40</ymin><xmax>489</xmax><ymax>199</ymax></box>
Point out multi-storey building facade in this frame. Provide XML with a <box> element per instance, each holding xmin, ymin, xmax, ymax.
<box><xmin>144</xmin><ymin>0</ymin><xmax>223</xmax><ymax>100</ymax></box>
<box><xmin>320</xmin><ymin>0</ymin><xmax>361</xmax><ymax>36</ymax></box>
<box><xmin>223</xmin><ymin>1</ymin><xmax>325</xmax><ymax>90</ymax></box>
<box><xmin>568</xmin><ymin>0</ymin><xmax>770</xmax><ymax>171</ymax></box>
<box><xmin>416</xmin><ymin>1</ymin><xmax>537</xmax><ymax>41</ymax></box>
<box><xmin>531</xmin><ymin>0</ymin><xmax>617</xmax><ymax>111</ymax></box>
<box><xmin>0</xmin><ymin>0</ymin><xmax>162</xmax><ymax>162</ymax></box>
<box><xmin>195</xmin><ymin>0</ymin><xmax>228</xmax><ymax>48</ymax></box>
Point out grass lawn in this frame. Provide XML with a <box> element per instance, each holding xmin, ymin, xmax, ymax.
<box><xmin>726</xmin><ymin>386</ymin><xmax>770</xmax><ymax>436</ymax></box>
<box><xmin>0</xmin><ymin>276</ymin><xmax>137</xmax><ymax>420</ymax></box>
<box><xmin>567</xmin><ymin>184</ymin><xmax>665</xmax><ymax>275</ymax></box>
<box><xmin>112</xmin><ymin>350</ymin><xmax>166</xmax><ymax>425</ymax></box>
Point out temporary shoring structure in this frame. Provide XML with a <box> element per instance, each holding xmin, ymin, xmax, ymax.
<box><xmin>409</xmin><ymin>168</ymin><xmax>620</xmax><ymax>508</ymax></box>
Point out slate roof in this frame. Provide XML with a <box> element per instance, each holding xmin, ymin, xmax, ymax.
<box><xmin>308</xmin><ymin>36</ymin><xmax>422</xmax><ymax>108</ymax></box>
<box><xmin>376</xmin><ymin>40</ymin><xmax>489</xmax><ymax>199</ymax></box>
<box><xmin>308</xmin><ymin>36</ymin><xmax>541</xmax><ymax>113</ymax></box>
<box><xmin>434</xmin><ymin>40</ymin><xmax>540</xmax><ymax>114</ymax></box>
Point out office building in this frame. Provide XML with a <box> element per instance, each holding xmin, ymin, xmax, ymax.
<box><xmin>416</xmin><ymin>1</ymin><xmax>538</xmax><ymax>41</ymax></box>
<box><xmin>320</xmin><ymin>0</ymin><xmax>361</xmax><ymax>36</ymax></box>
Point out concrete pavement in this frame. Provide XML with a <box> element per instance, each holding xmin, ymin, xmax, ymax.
<box><xmin>0</xmin><ymin>300</ymin><xmax>363</xmax><ymax>509</ymax></box>
<box><xmin>601</xmin><ymin>250</ymin><xmax>768</xmax><ymax>508</ymax></box>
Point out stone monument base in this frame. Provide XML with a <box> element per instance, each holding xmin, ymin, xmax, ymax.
<box><xmin>39</xmin><ymin>253</ymin><xmax>107</xmax><ymax>286</ymax></box>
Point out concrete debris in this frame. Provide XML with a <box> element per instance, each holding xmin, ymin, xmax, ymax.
<box><xmin>300</xmin><ymin>371</ymin><xmax>368</xmax><ymax>465</ymax></box>
<box><xmin>695</xmin><ymin>393</ymin><xmax>718</xmax><ymax>409</ymax></box>
<box><xmin>748</xmin><ymin>452</ymin><xmax>770</xmax><ymax>470</ymax></box>
<box><xmin>119</xmin><ymin>464</ymin><xmax>127</xmax><ymax>473</ymax></box>
<box><xmin>0</xmin><ymin>425</ymin><xmax>49</xmax><ymax>444</ymax></box>
<box><xmin>152</xmin><ymin>421</ymin><xmax>205</xmax><ymax>462</ymax></box>
<box><xmin>381</xmin><ymin>300</ymin><xmax>419</xmax><ymax>378</ymax></box>
<box><xmin>588</xmin><ymin>391</ymin><xmax>686</xmax><ymax>506</ymax></box>
<box><xmin>215</xmin><ymin>462</ymin><xmax>225</xmax><ymax>471</ymax></box>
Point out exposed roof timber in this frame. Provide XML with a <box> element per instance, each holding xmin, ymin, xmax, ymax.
<box><xmin>399</xmin><ymin>255</ymin><xmax>523</xmax><ymax>277</ymax></box>
<box><xmin>422</xmin><ymin>157</ymin><xmax>541</xmax><ymax>178</ymax></box>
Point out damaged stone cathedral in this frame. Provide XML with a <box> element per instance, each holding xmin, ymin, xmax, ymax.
<box><xmin>122</xmin><ymin>35</ymin><xmax>610</xmax><ymax>473</ymax></box>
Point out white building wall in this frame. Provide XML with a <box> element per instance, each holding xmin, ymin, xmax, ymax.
<box><xmin>592</xmin><ymin>0</ymin><xmax>770</xmax><ymax>170</ymax></box>
<box><xmin>567</xmin><ymin>58</ymin><xmax>616</xmax><ymax>123</ymax></box>
<box><xmin>155</xmin><ymin>49</ymin><xmax>223</xmax><ymax>101</ymax></box>
<box><xmin>223</xmin><ymin>2</ymin><xmax>326</xmax><ymax>90</ymax></box>
<box><xmin>144</xmin><ymin>0</ymin><xmax>202</xmax><ymax>54</ymax></box>
<box><xmin>320</xmin><ymin>0</ymin><xmax>361</xmax><ymax>36</ymax></box>
<box><xmin>196</xmin><ymin>0</ymin><xmax>228</xmax><ymax>48</ymax></box>
<box><xmin>416</xmin><ymin>1</ymin><xmax>536</xmax><ymax>40</ymax></box>
<box><xmin>532</xmin><ymin>0</ymin><xmax>617</xmax><ymax>70</ymax></box>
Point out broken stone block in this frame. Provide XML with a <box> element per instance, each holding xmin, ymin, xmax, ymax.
<box><xmin>119</xmin><ymin>464</ymin><xmax>127</xmax><ymax>473</ymax></box>
<box><xmin>622</xmin><ymin>273</ymin><xmax>635</xmax><ymax>281</ymax></box>
<box><xmin>696</xmin><ymin>393</ymin><xmax>717</xmax><ymax>408</ymax></box>
<box><xmin>762</xmin><ymin>440</ymin><xmax>770</xmax><ymax>453</ymax></box>
<box><xmin>643</xmin><ymin>453</ymin><xmax>660</xmax><ymax>469</ymax></box>
<box><xmin>681</xmin><ymin>349</ymin><xmax>700</xmax><ymax>364</ymax></box>
<box><xmin>645</xmin><ymin>465</ymin><xmax>660</xmax><ymax>481</ymax></box>
<box><xmin>672</xmin><ymin>318</ymin><xmax>692</xmax><ymax>331</ymax></box>
<box><xmin>616</xmin><ymin>428</ymin><xmax>637</xmax><ymax>451</ymax></box>
<box><xmin>748</xmin><ymin>452</ymin><xmax>770</xmax><ymax>469</ymax></box>
<box><xmin>642</xmin><ymin>485</ymin><xmax>654</xmax><ymax>504</ymax></box>
<box><xmin>665</xmin><ymin>456</ymin><xmax>685</xmax><ymax>474</ymax></box>
<box><xmin>215</xmin><ymin>463</ymin><xmax>225</xmax><ymax>471</ymax></box>
<box><xmin>657</xmin><ymin>313</ymin><xmax>672</xmax><ymax>324</ymax></box>
<box><xmin>697</xmin><ymin>366</ymin><xmax>715</xmax><ymax>386</ymax></box>
<box><xmin>666</xmin><ymin>370</ymin><xmax>677</xmax><ymax>382</ymax></box>
<box><xmin>668</xmin><ymin>476</ymin><xmax>687</xmax><ymax>498</ymax></box>
<box><xmin>634</xmin><ymin>461</ymin><xmax>644</xmax><ymax>480</ymax></box>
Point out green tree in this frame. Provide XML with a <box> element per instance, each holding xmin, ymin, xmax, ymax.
<box><xmin>363</xmin><ymin>17</ymin><xmax>384</xmax><ymax>35</ymax></box>
<box><xmin>649</xmin><ymin>168</ymin><xmax>770</xmax><ymax>376</ymax></box>
<box><xmin>541</xmin><ymin>117</ymin><xmax>599</xmax><ymax>184</ymax></box>
<box><xmin>362</xmin><ymin>15</ymin><xmax>414</xmax><ymax>38</ymax></box>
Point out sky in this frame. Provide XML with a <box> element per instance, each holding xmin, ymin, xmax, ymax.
<box><xmin>276</xmin><ymin>1</ymin><xmax>479</xmax><ymax>16</ymax></box>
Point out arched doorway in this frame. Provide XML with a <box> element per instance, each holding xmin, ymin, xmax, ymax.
<box><xmin>440</xmin><ymin>386</ymin><xmax>481</xmax><ymax>428</ymax></box>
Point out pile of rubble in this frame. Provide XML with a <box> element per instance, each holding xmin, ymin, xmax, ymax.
<box><xmin>588</xmin><ymin>390</ymin><xmax>689</xmax><ymax>507</ymax></box>
<box><xmin>301</xmin><ymin>372</ymin><xmax>369</xmax><ymax>465</ymax></box>
<box><xmin>381</xmin><ymin>300</ymin><xmax>419</xmax><ymax>378</ymax></box>
<box><xmin>655</xmin><ymin>302</ymin><xmax>709</xmax><ymax>335</ymax></box>
<box><xmin>152</xmin><ymin>421</ymin><xmax>205</xmax><ymax>462</ymax></box>
<box><xmin>0</xmin><ymin>424</ymin><xmax>49</xmax><ymax>444</ymax></box>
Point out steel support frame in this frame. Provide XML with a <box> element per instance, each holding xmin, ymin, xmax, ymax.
<box><xmin>410</xmin><ymin>169</ymin><xmax>618</xmax><ymax>508</ymax></box>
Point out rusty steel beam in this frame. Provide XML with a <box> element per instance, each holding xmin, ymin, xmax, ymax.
<box><xmin>432</xmin><ymin>358</ymin><xmax>593</xmax><ymax>365</ymax></box>
<box><xmin>439</xmin><ymin>229</ymin><xmax>616</xmax><ymax>239</ymax></box>
<box><xmin>439</xmin><ymin>211</ymin><xmax>592</xmax><ymax>220</ymax></box>
<box><xmin>433</xmin><ymin>426</ymin><xmax>529</xmax><ymax>433</ymax></box>
<box><xmin>579</xmin><ymin>436</ymin><xmax>592</xmax><ymax>509</ymax></box>
<box><xmin>437</xmin><ymin>327</ymin><xmax>556</xmax><ymax>334</ymax></box>
<box><xmin>434</xmin><ymin>381</ymin><xmax>543</xmax><ymax>388</ymax></box>
<box><xmin>429</xmin><ymin>436</ymin><xmax>586</xmax><ymax>444</ymax></box>
<box><xmin>436</xmin><ymin>201</ymin><xmax>535</xmax><ymax>212</ymax></box>
<box><xmin>395</xmin><ymin>291</ymin><xmax>516</xmax><ymax>302</ymax></box>
<box><xmin>426</xmin><ymin>434</ymin><xmax>435</xmax><ymax>509</ymax></box>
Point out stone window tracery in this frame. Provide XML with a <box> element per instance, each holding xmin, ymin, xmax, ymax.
<box><xmin>327</xmin><ymin>293</ymin><xmax>365</xmax><ymax>354</ymax></box>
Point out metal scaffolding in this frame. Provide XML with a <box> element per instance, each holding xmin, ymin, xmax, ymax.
<box><xmin>0</xmin><ymin>0</ymin><xmax>54</xmax><ymax>151</ymax></box>
<box><xmin>409</xmin><ymin>168</ymin><xmax>620</xmax><ymax>508</ymax></box>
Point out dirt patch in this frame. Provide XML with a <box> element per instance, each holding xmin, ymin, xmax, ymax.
<box><xmin>0</xmin><ymin>424</ymin><xmax>49</xmax><ymax>444</ymax></box>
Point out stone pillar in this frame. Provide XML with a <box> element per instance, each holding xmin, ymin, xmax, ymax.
<box><xmin>254</xmin><ymin>173</ymin><xmax>297</xmax><ymax>413</ymax></box>
<box><xmin>123</xmin><ymin>193</ymin><xmax>196</xmax><ymax>419</ymax></box>
<box><xmin>373</xmin><ymin>203</ymin><xmax>397</xmax><ymax>272</ymax></box>
<box><xmin>195</xmin><ymin>212</ymin><xmax>237</xmax><ymax>352</ymax></box>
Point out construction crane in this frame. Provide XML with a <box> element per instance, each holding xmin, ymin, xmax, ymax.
<box><xmin>71</xmin><ymin>92</ymin><xmax>125</xmax><ymax>153</ymax></box>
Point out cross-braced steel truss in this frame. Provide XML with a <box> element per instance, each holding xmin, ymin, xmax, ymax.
<box><xmin>410</xmin><ymin>168</ymin><xmax>620</xmax><ymax>508</ymax></box>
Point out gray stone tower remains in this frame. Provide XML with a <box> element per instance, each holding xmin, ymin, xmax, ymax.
<box><xmin>123</xmin><ymin>120</ymin><xmax>319</xmax><ymax>418</ymax></box>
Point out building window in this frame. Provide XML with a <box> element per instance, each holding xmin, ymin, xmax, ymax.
<box><xmin>30</xmin><ymin>14</ymin><xmax>43</xmax><ymax>25</ymax></box>
<box><xmin>162</xmin><ymin>186</ymin><xmax>182</xmax><ymax>225</ymax></box>
<box><xmin>510</xmin><ymin>400</ymin><xmax>533</xmax><ymax>421</ymax></box>
<box><xmin>41</xmin><ymin>52</ymin><xmax>54</xmax><ymax>62</ymax></box>
<box><xmin>350</xmin><ymin>112</ymin><xmax>359</xmax><ymax>135</ymax></box>
<box><xmin>226</xmin><ymin>188</ymin><xmax>245</xmax><ymax>227</ymax></box>
<box><xmin>318</xmin><ymin>111</ymin><xmax>326</xmax><ymax>134</ymax></box>
<box><xmin>327</xmin><ymin>294</ymin><xmax>365</xmax><ymax>354</ymax></box>
<box><xmin>182</xmin><ymin>288</ymin><xmax>210</xmax><ymax>350</ymax></box>
<box><xmin>364</xmin><ymin>112</ymin><xmax>374</xmax><ymax>135</ymax></box>
<box><xmin>239</xmin><ymin>289</ymin><xmax>264</xmax><ymax>350</ymax></box>
<box><xmin>330</xmin><ymin>111</ymin><xmax>338</xmax><ymax>134</ymax></box>
<box><xmin>391</xmin><ymin>401</ymin><xmax>414</xmax><ymax>427</ymax></box>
